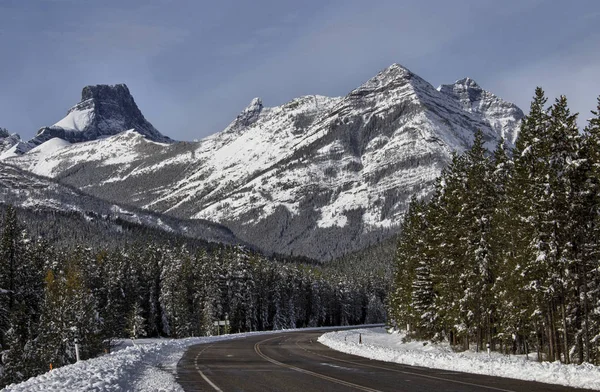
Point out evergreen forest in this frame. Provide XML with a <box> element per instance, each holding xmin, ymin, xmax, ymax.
<box><xmin>0</xmin><ymin>206</ymin><xmax>387</xmax><ymax>386</ymax></box>
<box><xmin>389</xmin><ymin>90</ymin><xmax>600</xmax><ymax>365</ymax></box>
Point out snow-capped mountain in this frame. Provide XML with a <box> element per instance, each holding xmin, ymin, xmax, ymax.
<box><xmin>0</xmin><ymin>128</ymin><xmax>33</xmax><ymax>159</ymax></box>
<box><xmin>6</xmin><ymin>64</ymin><xmax>524</xmax><ymax>260</ymax></box>
<box><xmin>437</xmin><ymin>78</ymin><xmax>523</xmax><ymax>144</ymax></box>
<box><xmin>29</xmin><ymin>84</ymin><xmax>172</xmax><ymax>147</ymax></box>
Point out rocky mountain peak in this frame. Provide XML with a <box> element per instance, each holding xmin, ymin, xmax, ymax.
<box><xmin>223</xmin><ymin>97</ymin><xmax>265</xmax><ymax>134</ymax></box>
<box><xmin>0</xmin><ymin>129</ymin><xmax>32</xmax><ymax>159</ymax></box>
<box><xmin>438</xmin><ymin>78</ymin><xmax>524</xmax><ymax>144</ymax></box>
<box><xmin>28</xmin><ymin>83</ymin><xmax>172</xmax><ymax>147</ymax></box>
<box><xmin>381</xmin><ymin>63</ymin><xmax>413</xmax><ymax>78</ymax></box>
<box><xmin>355</xmin><ymin>63</ymin><xmax>415</xmax><ymax>91</ymax></box>
<box><xmin>455</xmin><ymin>77</ymin><xmax>481</xmax><ymax>89</ymax></box>
<box><xmin>81</xmin><ymin>83</ymin><xmax>131</xmax><ymax>102</ymax></box>
<box><xmin>437</xmin><ymin>77</ymin><xmax>484</xmax><ymax>100</ymax></box>
<box><xmin>236</xmin><ymin>97</ymin><xmax>264</xmax><ymax>127</ymax></box>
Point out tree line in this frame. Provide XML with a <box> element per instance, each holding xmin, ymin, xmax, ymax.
<box><xmin>389</xmin><ymin>90</ymin><xmax>600</xmax><ymax>365</ymax></box>
<box><xmin>0</xmin><ymin>206</ymin><xmax>386</xmax><ymax>387</ymax></box>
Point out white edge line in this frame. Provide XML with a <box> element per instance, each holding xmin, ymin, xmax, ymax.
<box><xmin>195</xmin><ymin>348</ymin><xmax>223</xmax><ymax>392</ymax></box>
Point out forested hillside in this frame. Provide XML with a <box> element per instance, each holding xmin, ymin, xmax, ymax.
<box><xmin>0</xmin><ymin>206</ymin><xmax>387</xmax><ymax>387</ymax></box>
<box><xmin>389</xmin><ymin>91</ymin><xmax>600</xmax><ymax>365</ymax></box>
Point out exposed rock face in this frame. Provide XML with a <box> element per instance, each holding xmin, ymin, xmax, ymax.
<box><xmin>438</xmin><ymin>78</ymin><xmax>524</xmax><ymax>144</ymax></box>
<box><xmin>31</xmin><ymin>84</ymin><xmax>172</xmax><ymax>146</ymax></box>
<box><xmin>0</xmin><ymin>129</ymin><xmax>33</xmax><ymax>159</ymax></box>
<box><xmin>9</xmin><ymin>64</ymin><xmax>524</xmax><ymax>260</ymax></box>
<box><xmin>234</xmin><ymin>97</ymin><xmax>264</xmax><ymax>128</ymax></box>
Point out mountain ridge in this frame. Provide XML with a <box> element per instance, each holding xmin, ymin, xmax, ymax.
<box><xmin>0</xmin><ymin>161</ymin><xmax>241</xmax><ymax>246</ymax></box>
<box><xmin>3</xmin><ymin>63</ymin><xmax>524</xmax><ymax>260</ymax></box>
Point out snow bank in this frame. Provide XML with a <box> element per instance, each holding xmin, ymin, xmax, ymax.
<box><xmin>2</xmin><ymin>334</ymin><xmax>246</xmax><ymax>392</ymax></box>
<box><xmin>2</xmin><ymin>325</ymin><xmax>361</xmax><ymax>392</ymax></box>
<box><xmin>318</xmin><ymin>328</ymin><xmax>600</xmax><ymax>390</ymax></box>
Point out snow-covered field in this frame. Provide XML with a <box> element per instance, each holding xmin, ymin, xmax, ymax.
<box><xmin>318</xmin><ymin>327</ymin><xmax>600</xmax><ymax>390</ymax></box>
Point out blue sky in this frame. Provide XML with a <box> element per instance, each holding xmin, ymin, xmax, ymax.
<box><xmin>1</xmin><ymin>0</ymin><xmax>599</xmax><ymax>141</ymax></box>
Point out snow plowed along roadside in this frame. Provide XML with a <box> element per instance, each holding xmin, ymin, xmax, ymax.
<box><xmin>1</xmin><ymin>335</ymin><xmax>248</xmax><ymax>392</ymax></box>
<box><xmin>2</xmin><ymin>325</ymin><xmax>366</xmax><ymax>392</ymax></box>
<box><xmin>318</xmin><ymin>327</ymin><xmax>600</xmax><ymax>391</ymax></box>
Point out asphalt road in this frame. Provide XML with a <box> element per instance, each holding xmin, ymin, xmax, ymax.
<box><xmin>176</xmin><ymin>329</ymin><xmax>591</xmax><ymax>392</ymax></box>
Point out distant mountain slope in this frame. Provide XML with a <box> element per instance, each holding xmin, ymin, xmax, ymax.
<box><xmin>29</xmin><ymin>84</ymin><xmax>172</xmax><ymax>147</ymax></box>
<box><xmin>6</xmin><ymin>63</ymin><xmax>524</xmax><ymax>260</ymax></box>
<box><xmin>0</xmin><ymin>162</ymin><xmax>240</xmax><ymax>245</ymax></box>
<box><xmin>0</xmin><ymin>128</ymin><xmax>32</xmax><ymax>159</ymax></box>
<box><xmin>437</xmin><ymin>78</ymin><xmax>522</xmax><ymax>144</ymax></box>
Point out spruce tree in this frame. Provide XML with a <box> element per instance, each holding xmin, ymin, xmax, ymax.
<box><xmin>580</xmin><ymin>97</ymin><xmax>600</xmax><ymax>364</ymax></box>
<box><xmin>390</xmin><ymin>195</ymin><xmax>424</xmax><ymax>333</ymax></box>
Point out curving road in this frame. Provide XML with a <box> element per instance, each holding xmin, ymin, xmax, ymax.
<box><xmin>176</xmin><ymin>329</ymin><xmax>590</xmax><ymax>392</ymax></box>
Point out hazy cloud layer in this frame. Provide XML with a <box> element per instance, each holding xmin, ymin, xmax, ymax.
<box><xmin>0</xmin><ymin>0</ymin><xmax>598</xmax><ymax>140</ymax></box>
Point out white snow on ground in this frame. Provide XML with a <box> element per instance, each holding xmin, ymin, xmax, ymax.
<box><xmin>2</xmin><ymin>326</ymin><xmax>364</xmax><ymax>392</ymax></box>
<box><xmin>1</xmin><ymin>335</ymin><xmax>245</xmax><ymax>392</ymax></box>
<box><xmin>318</xmin><ymin>327</ymin><xmax>600</xmax><ymax>390</ymax></box>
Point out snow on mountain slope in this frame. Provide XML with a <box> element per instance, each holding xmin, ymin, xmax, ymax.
<box><xmin>29</xmin><ymin>84</ymin><xmax>172</xmax><ymax>147</ymax></box>
<box><xmin>0</xmin><ymin>128</ymin><xmax>33</xmax><ymax>159</ymax></box>
<box><xmin>0</xmin><ymin>162</ymin><xmax>240</xmax><ymax>245</ymax></box>
<box><xmin>438</xmin><ymin>78</ymin><xmax>524</xmax><ymax>144</ymax></box>
<box><xmin>53</xmin><ymin>106</ymin><xmax>94</xmax><ymax>131</ymax></box>
<box><xmin>8</xmin><ymin>64</ymin><xmax>524</xmax><ymax>260</ymax></box>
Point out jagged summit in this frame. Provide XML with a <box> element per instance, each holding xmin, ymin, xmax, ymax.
<box><xmin>352</xmin><ymin>63</ymin><xmax>418</xmax><ymax>93</ymax></box>
<box><xmin>0</xmin><ymin>129</ymin><xmax>32</xmax><ymax>159</ymax></box>
<box><xmin>438</xmin><ymin>77</ymin><xmax>524</xmax><ymax>143</ymax></box>
<box><xmin>454</xmin><ymin>77</ymin><xmax>481</xmax><ymax>89</ymax></box>
<box><xmin>80</xmin><ymin>83</ymin><xmax>131</xmax><ymax>102</ymax></box>
<box><xmin>30</xmin><ymin>83</ymin><xmax>172</xmax><ymax>146</ymax></box>
<box><xmin>235</xmin><ymin>97</ymin><xmax>263</xmax><ymax>127</ymax></box>
<box><xmin>379</xmin><ymin>63</ymin><xmax>413</xmax><ymax>77</ymax></box>
<box><xmin>438</xmin><ymin>77</ymin><xmax>495</xmax><ymax>102</ymax></box>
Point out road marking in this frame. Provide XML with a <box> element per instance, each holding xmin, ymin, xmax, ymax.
<box><xmin>194</xmin><ymin>344</ymin><xmax>223</xmax><ymax>392</ymax></box>
<box><xmin>320</xmin><ymin>362</ymin><xmax>354</xmax><ymax>371</ymax></box>
<box><xmin>295</xmin><ymin>337</ymin><xmax>517</xmax><ymax>392</ymax></box>
<box><xmin>255</xmin><ymin>336</ymin><xmax>383</xmax><ymax>392</ymax></box>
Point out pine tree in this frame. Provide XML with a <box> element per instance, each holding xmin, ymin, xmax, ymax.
<box><xmin>463</xmin><ymin>130</ymin><xmax>496</xmax><ymax>351</ymax></box>
<box><xmin>0</xmin><ymin>206</ymin><xmax>23</xmax><ymax>330</ymax></box>
<box><xmin>503</xmin><ymin>88</ymin><xmax>554</xmax><ymax>358</ymax></box>
<box><xmin>1</xmin><ymin>324</ymin><xmax>25</xmax><ymax>385</ymax></box>
<box><xmin>539</xmin><ymin>95</ymin><xmax>581</xmax><ymax>364</ymax></box>
<box><xmin>38</xmin><ymin>263</ymin><xmax>103</xmax><ymax>368</ymax></box>
<box><xmin>580</xmin><ymin>96</ymin><xmax>600</xmax><ymax>364</ymax></box>
<box><xmin>390</xmin><ymin>195</ymin><xmax>425</xmax><ymax>334</ymax></box>
<box><xmin>126</xmin><ymin>301</ymin><xmax>147</xmax><ymax>340</ymax></box>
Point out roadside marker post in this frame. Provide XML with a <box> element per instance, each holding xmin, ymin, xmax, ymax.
<box><xmin>75</xmin><ymin>338</ymin><xmax>81</xmax><ymax>362</ymax></box>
